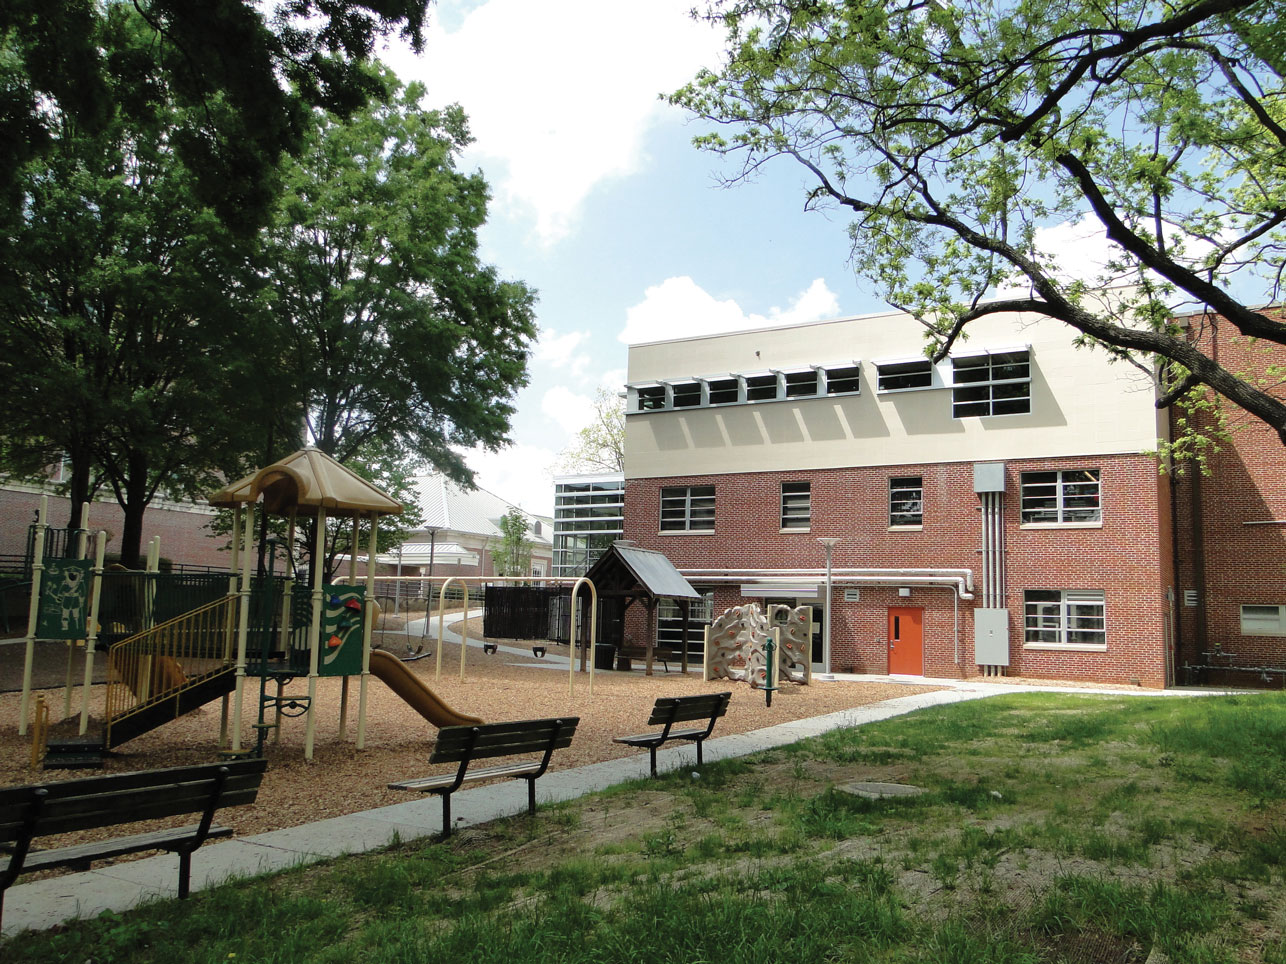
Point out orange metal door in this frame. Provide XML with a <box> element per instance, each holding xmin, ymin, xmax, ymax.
<box><xmin>887</xmin><ymin>607</ymin><xmax>923</xmax><ymax>675</ymax></box>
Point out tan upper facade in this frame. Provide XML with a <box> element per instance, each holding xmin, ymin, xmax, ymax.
<box><xmin>624</xmin><ymin>303</ymin><xmax>1167</xmax><ymax>479</ymax></box>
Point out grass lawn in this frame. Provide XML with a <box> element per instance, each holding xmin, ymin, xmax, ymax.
<box><xmin>7</xmin><ymin>692</ymin><xmax>1286</xmax><ymax>963</ymax></box>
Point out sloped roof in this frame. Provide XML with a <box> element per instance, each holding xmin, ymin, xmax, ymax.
<box><xmin>408</xmin><ymin>474</ymin><xmax>552</xmax><ymax>547</ymax></box>
<box><xmin>584</xmin><ymin>544</ymin><xmax>701</xmax><ymax>600</ymax></box>
<box><xmin>208</xmin><ymin>448</ymin><xmax>402</xmax><ymax>518</ymax></box>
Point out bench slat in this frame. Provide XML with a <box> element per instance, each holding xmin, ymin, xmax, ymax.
<box><xmin>646</xmin><ymin>696</ymin><xmax>730</xmax><ymax>726</ymax></box>
<box><xmin>430</xmin><ymin>719</ymin><xmax>578</xmax><ymax>764</ymax></box>
<box><xmin>0</xmin><ymin>760</ymin><xmax>266</xmax><ymax>808</ymax></box>
<box><xmin>388</xmin><ymin>761</ymin><xmax>542</xmax><ymax>792</ymax></box>
<box><xmin>20</xmin><ymin>825</ymin><xmax>235</xmax><ymax>872</ymax></box>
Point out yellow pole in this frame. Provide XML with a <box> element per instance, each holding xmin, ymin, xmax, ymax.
<box><xmin>458</xmin><ymin>581</ymin><xmax>471</xmax><ymax>681</ymax></box>
<box><xmin>18</xmin><ymin>495</ymin><xmax>48</xmax><ymax>736</ymax></box>
<box><xmin>62</xmin><ymin>503</ymin><xmax>91</xmax><ymax>718</ymax></box>
<box><xmin>304</xmin><ymin>509</ymin><xmax>326</xmax><ymax>761</ymax></box>
<box><xmin>338</xmin><ymin>516</ymin><xmax>359</xmax><ymax>742</ymax></box>
<box><xmin>230</xmin><ymin>504</ymin><xmax>254</xmax><ymax>752</ymax></box>
<box><xmin>569</xmin><ymin>577</ymin><xmax>598</xmax><ymax>698</ymax></box>
<box><xmin>30</xmin><ymin>694</ymin><xmax>48</xmax><ymax>770</ymax></box>
<box><xmin>434</xmin><ymin>576</ymin><xmax>460</xmax><ymax>681</ymax></box>
<box><xmin>219</xmin><ymin>505</ymin><xmax>241</xmax><ymax>749</ymax></box>
<box><xmin>356</xmin><ymin>513</ymin><xmax>378</xmax><ymax>749</ymax></box>
<box><xmin>79</xmin><ymin>532</ymin><xmax>107</xmax><ymax>734</ymax></box>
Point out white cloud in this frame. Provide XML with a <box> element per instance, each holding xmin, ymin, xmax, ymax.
<box><xmin>384</xmin><ymin>1</ymin><xmax>725</xmax><ymax>244</ymax></box>
<box><xmin>541</xmin><ymin>386</ymin><xmax>595</xmax><ymax>435</ymax></box>
<box><xmin>618</xmin><ymin>276</ymin><xmax>842</xmax><ymax>345</ymax></box>
<box><xmin>463</xmin><ymin>442</ymin><xmax>559</xmax><ymax>517</ymax></box>
<box><xmin>534</xmin><ymin>328</ymin><xmax>591</xmax><ymax>375</ymax></box>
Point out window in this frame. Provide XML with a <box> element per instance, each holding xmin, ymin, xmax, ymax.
<box><xmin>706</xmin><ymin>377</ymin><xmax>739</xmax><ymax>405</ymax></box>
<box><xmin>822</xmin><ymin>364</ymin><xmax>861</xmax><ymax>395</ymax></box>
<box><xmin>745</xmin><ymin>373</ymin><xmax>778</xmax><ymax>401</ymax></box>
<box><xmin>1241</xmin><ymin>604</ymin><xmax>1286</xmax><ymax>635</ymax></box>
<box><xmin>1021</xmin><ymin>469</ymin><xmax>1101</xmax><ymax>524</ymax></box>
<box><xmin>660</xmin><ymin>485</ymin><xmax>715</xmax><ymax>532</ymax></box>
<box><xmin>781</xmin><ymin>481</ymin><xmax>811</xmax><ymax>529</ymax></box>
<box><xmin>783</xmin><ymin>369</ymin><xmax>820</xmax><ymax>398</ymax></box>
<box><xmin>670</xmin><ymin>380</ymin><xmax>700</xmax><ymax>408</ymax></box>
<box><xmin>951</xmin><ymin>349</ymin><xmax>1030</xmax><ymax>417</ymax></box>
<box><xmin>635</xmin><ymin>385</ymin><xmax>665</xmax><ymax>411</ymax></box>
<box><xmin>889</xmin><ymin>476</ymin><xmax>923</xmax><ymax>526</ymax></box>
<box><xmin>877</xmin><ymin>359</ymin><xmax>933</xmax><ymax>392</ymax></box>
<box><xmin>1024</xmin><ymin>590</ymin><xmax>1106</xmax><ymax>647</ymax></box>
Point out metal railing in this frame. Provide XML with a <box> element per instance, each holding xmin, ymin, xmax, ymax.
<box><xmin>104</xmin><ymin>596</ymin><xmax>239</xmax><ymax>725</ymax></box>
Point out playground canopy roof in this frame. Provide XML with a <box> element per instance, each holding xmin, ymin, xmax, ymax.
<box><xmin>584</xmin><ymin>543</ymin><xmax>701</xmax><ymax>602</ymax></box>
<box><xmin>207</xmin><ymin>447</ymin><xmax>403</xmax><ymax>518</ymax></box>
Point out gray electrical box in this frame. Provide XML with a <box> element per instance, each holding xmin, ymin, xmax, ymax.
<box><xmin>974</xmin><ymin>608</ymin><xmax>1011</xmax><ymax>665</ymax></box>
<box><xmin>973</xmin><ymin>462</ymin><xmax>1006</xmax><ymax>493</ymax></box>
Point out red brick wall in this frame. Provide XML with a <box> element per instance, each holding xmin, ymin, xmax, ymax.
<box><xmin>1171</xmin><ymin>312</ymin><xmax>1286</xmax><ymax>681</ymax></box>
<box><xmin>624</xmin><ymin>453</ymin><xmax>1170</xmax><ymax>687</ymax></box>
<box><xmin>0</xmin><ymin>487</ymin><xmax>231</xmax><ymax>569</ymax></box>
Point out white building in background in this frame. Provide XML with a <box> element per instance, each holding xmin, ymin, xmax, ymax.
<box><xmin>551</xmin><ymin>472</ymin><xmax>625</xmax><ymax>578</ymax></box>
<box><xmin>385</xmin><ymin>473</ymin><xmax>553</xmax><ymax>580</ymax></box>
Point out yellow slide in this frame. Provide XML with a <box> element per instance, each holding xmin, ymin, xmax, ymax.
<box><xmin>368</xmin><ymin>649</ymin><xmax>483</xmax><ymax>728</ymax></box>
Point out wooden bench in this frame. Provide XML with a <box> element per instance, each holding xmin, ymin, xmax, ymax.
<box><xmin>0</xmin><ymin>758</ymin><xmax>267</xmax><ymax>926</ymax></box>
<box><xmin>616</xmin><ymin>646</ymin><xmax>687</xmax><ymax>673</ymax></box>
<box><xmin>613</xmin><ymin>692</ymin><xmax>732</xmax><ymax>777</ymax></box>
<box><xmin>389</xmin><ymin>718</ymin><xmax>579</xmax><ymax>837</ymax></box>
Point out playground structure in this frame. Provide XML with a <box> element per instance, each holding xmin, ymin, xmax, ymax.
<box><xmin>704</xmin><ymin>603</ymin><xmax>813</xmax><ymax>690</ymax></box>
<box><xmin>15</xmin><ymin>447</ymin><xmax>607</xmax><ymax>766</ymax></box>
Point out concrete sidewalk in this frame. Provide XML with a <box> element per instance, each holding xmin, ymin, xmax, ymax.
<box><xmin>0</xmin><ymin>677</ymin><xmax>1203</xmax><ymax>938</ymax></box>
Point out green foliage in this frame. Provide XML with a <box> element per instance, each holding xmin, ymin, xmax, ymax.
<box><xmin>264</xmin><ymin>71</ymin><xmax>537</xmax><ymax>485</ymax></box>
<box><xmin>557</xmin><ymin>387</ymin><xmax>625</xmax><ymax>473</ymax></box>
<box><xmin>0</xmin><ymin>1</ymin><xmax>430</xmax><ymax>235</ymax></box>
<box><xmin>674</xmin><ymin>0</ymin><xmax>1286</xmax><ymax>445</ymax></box>
<box><xmin>491</xmin><ymin>506</ymin><xmax>534</xmax><ymax>577</ymax></box>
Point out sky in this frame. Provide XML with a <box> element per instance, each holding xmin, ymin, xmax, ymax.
<box><xmin>377</xmin><ymin>0</ymin><xmax>1114</xmax><ymax>518</ymax></box>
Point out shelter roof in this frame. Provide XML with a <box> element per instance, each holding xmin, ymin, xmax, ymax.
<box><xmin>207</xmin><ymin>447</ymin><xmax>402</xmax><ymax>518</ymax></box>
<box><xmin>583</xmin><ymin>543</ymin><xmax>701</xmax><ymax>601</ymax></box>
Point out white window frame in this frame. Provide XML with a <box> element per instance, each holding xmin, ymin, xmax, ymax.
<box><xmin>1020</xmin><ymin>469</ymin><xmax>1102</xmax><ymax>526</ymax></box>
<box><xmin>781</xmin><ymin>367</ymin><xmax>821</xmax><ymax>398</ymax></box>
<box><xmin>705</xmin><ymin>375</ymin><xmax>740</xmax><ymax>405</ymax></box>
<box><xmin>821</xmin><ymin>363</ymin><xmax>861</xmax><ymax>396</ymax></box>
<box><xmin>659</xmin><ymin>485</ymin><xmax>715</xmax><ymax>533</ymax></box>
<box><xmin>1241</xmin><ymin>604</ymin><xmax>1286</xmax><ymax>636</ymax></box>
<box><xmin>951</xmin><ymin>348</ymin><xmax>1031</xmax><ymax>417</ymax></box>
<box><xmin>876</xmin><ymin>358</ymin><xmax>937</xmax><ymax>393</ymax></box>
<box><xmin>780</xmin><ymin>481</ymin><xmax>811</xmax><ymax>530</ymax></box>
<box><xmin>1023</xmin><ymin>590</ymin><xmax>1107</xmax><ymax>650</ymax></box>
<box><xmin>889</xmin><ymin>476</ymin><xmax>923</xmax><ymax>527</ymax></box>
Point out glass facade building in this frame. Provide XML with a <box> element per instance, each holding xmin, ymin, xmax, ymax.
<box><xmin>552</xmin><ymin>473</ymin><xmax>624</xmax><ymax>578</ymax></box>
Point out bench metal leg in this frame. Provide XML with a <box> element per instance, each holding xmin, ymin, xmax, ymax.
<box><xmin>696</xmin><ymin>740</ymin><xmax>703</xmax><ymax>768</ymax></box>
<box><xmin>440</xmin><ymin>792</ymin><xmax>452</xmax><ymax>838</ymax></box>
<box><xmin>527</xmin><ymin>778</ymin><xmax>537</xmax><ymax>817</ymax></box>
<box><xmin>649</xmin><ymin>746</ymin><xmax>658</xmax><ymax>778</ymax></box>
<box><xmin>178</xmin><ymin>851</ymin><xmax>192</xmax><ymax>900</ymax></box>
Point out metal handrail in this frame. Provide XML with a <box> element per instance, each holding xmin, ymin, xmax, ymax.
<box><xmin>104</xmin><ymin>596</ymin><xmax>239</xmax><ymax>726</ymax></box>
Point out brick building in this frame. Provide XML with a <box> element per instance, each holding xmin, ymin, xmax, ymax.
<box><xmin>619</xmin><ymin>300</ymin><xmax>1286</xmax><ymax>688</ymax></box>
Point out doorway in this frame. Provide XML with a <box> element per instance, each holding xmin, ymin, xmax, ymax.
<box><xmin>888</xmin><ymin>607</ymin><xmax>923</xmax><ymax>675</ymax></box>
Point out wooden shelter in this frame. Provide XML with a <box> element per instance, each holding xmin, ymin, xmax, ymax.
<box><xmin>582</xmin><ymin>543</ymin><xmax>702</xmax><ymax>675</ymax></box>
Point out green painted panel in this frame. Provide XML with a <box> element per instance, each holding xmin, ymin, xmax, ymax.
<box><xmin>318</xmin><ymin>584</ymin><xmax>366</xmax><ymax>677</ymax></box>
<box><xmin>37</xmin><ymin>559</ymin><xmax>93</xmax><ymax>639</ymax></box>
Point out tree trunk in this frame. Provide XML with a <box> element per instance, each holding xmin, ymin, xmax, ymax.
<box><xmin>117</xmin><ymin>451</ymin><xmax>151</xmax><ymax>569</ymax></box>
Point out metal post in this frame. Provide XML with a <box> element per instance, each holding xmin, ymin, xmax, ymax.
<box><xmin>817</xmin><ymin>538</ymin><xmax>840</xmax><ymax>674</ymax></box>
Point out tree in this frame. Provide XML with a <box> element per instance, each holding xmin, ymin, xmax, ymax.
<box><xmin>673</xmin><ymin>0</ymin><xmax>1286</xmax><ymax>449</ymax></box>
<box><xmin>557</xmin><ymin>388</ymin><xmax>625</xmax><ymax>474</ymax></box>
<box><xmin>0</xmin><ymin>7</ymin><xmax>285</xmax><ymax>566</ymax></box>
<box><xmin>262</xmin><ymin>71</ymin><xmax>538</xmax><ymax>485</ymax></box>
<box><xmin>491</xmin><ymin>508</ymin><xmax>533</xmax><ymax>577</ymax></box>
<box><xmin>0</xmin><ymin>0</ymin><xmax>431</xmax><ymax>235</ymax></box>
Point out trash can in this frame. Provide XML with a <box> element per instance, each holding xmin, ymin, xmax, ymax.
<box><xmin>594</xmin><ymin>643</ymin><xmax>616</xmax><ymax>670</ymax></box>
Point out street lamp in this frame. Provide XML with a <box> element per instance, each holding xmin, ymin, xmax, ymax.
<box><xmin>817</xmin><ymin>538</ymin><xmax>840</xmax><ymax>672</ymax></box>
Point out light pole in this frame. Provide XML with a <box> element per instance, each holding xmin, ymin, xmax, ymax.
<box><xmin>817</xmin><ymin>538</ymin><xmax>840</xmax><ymax>672</ymax></box>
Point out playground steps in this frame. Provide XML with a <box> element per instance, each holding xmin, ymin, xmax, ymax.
<box><xmin>43</xmin><ymin>733</ymin><xmax>106</xmax><ymax>770</ymax></box>
<box><xmin>105</xmin><ymin>667</ymin><xmax>239</xmax><ymax>749</ymax></box>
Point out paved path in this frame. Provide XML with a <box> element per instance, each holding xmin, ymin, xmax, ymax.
<box><xmin>2</xmin><ymin>674</ymin><xmax>1217</xmax><ymax>939</ymax></box>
